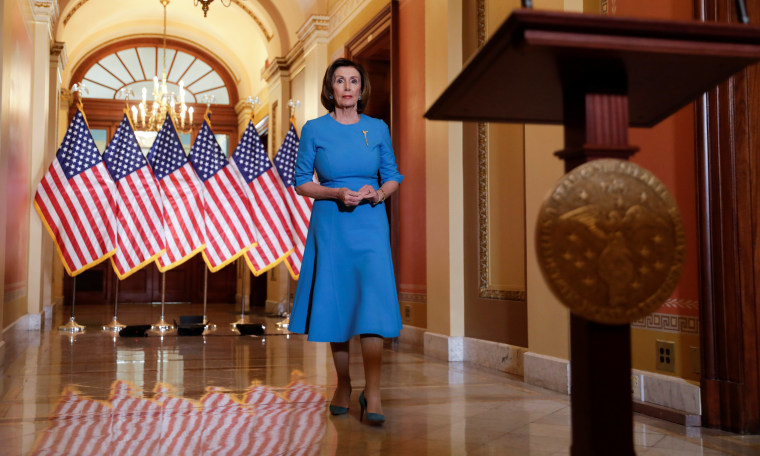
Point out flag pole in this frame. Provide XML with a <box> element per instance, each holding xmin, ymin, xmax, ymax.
<box><xmin>202</xmin><ymin>266</ymin><xmax>216</xmax><ymax>333</ymax></box>
<box><xmin>277</xmin><ymin>273</ymin><xmax>291</xmax><ymax>329</ymax></box>
<box><xmin>231</xmin><ymin>263</ymin><xmax>249</xmax><ymax>329</ymax></box>
<box><xmin>59</xmin><ymin>276</ymin><xmax>85</xmax><ymax>332</ymax></box>
<box><xmin>203</xmin><ymin>266</ymin><xmax>208</xmax><ymax>322</ymax></box>
<box><xmin>103</xmin><ymin>272</ymin><xmax>126</xmax><ymax>332</ymax></box>
<box><xmin>152</xmin><ymin>272</ymin><xmax>174</xmax><ymax>332</ymax></box>
<box><xmin>276</xmin><ymin>101</ymin><xmax>299</xmax><ymax>331</ymax></box>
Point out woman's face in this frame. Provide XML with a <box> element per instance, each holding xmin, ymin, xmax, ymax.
<box><xmin>331</xmin><ymin>66</ymin><xmax>362</xmax><ymax>110</ymax></box>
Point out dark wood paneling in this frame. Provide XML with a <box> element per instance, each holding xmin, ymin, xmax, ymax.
<box><xmin>64</xmin><ymin>256</ymin><xmax>236</xmax><ymax>305</ymax></box>
<box><xmin>695</xmin><ymin>0</ymin><xmax>760</xmax><ymax>435</ymax></box>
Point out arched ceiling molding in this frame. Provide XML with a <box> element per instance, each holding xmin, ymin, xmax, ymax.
<box><xmin>63</xmin><ymin>0</ymin><xmax>271</xmax><ymax>41</ymax></box>
<box><xmin>69</xmin><ymin>37</ymin><xmax>239</xmax><ymax>105</ymax></box>
<box><xmin>56</xmin><ymin>1</ymin><xmax>279</xmax><ymax>99</ymax></box>
<box><xmin>58</xmin><ymin>0</ymin><xmax>305</xmax><ymax>57</ymax></box>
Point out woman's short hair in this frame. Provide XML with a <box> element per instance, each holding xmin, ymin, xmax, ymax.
<box><xmin>321</xmin><ymin>58</ymin><xmax>371</xmax><ymax>113</ymax></box>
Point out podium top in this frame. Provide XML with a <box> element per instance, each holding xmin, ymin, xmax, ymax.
<box><xmin>425</xmin><ymin>10</ymin><xmax>760</xmax><ymax>127</ymax></box>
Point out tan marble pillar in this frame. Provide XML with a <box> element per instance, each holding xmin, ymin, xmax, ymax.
<box><xmin>296</xmin><ymin>16</ymin><xmax>329</xmax><ymax>123</ymax></box>
<box><xmin>26</xmin><ymin>5</ymin><xmax>59</xmax><ymax>330</ymax></box>
<box><xmin>423</xmin><ymin>0</ymin><xmax>465</xmax><ymax>359</ymax></box>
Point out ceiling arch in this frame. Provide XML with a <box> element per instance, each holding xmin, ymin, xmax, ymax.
<box><xmin>56</xmin><ymin>0</ymin><xmax>308</xmax><ymax>100</ymax></box>
<box><xmin>69</xmin><ymin>37</ymin><xmax>239</xmax><ymax>106</ymax></box>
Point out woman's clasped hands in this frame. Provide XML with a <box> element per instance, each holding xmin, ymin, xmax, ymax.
<box><xmin>337</xmin><ymin>184</ymin><xmax>379</xmax><ymax>206</ymax></box>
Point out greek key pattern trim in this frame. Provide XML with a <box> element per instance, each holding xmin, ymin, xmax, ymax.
<box><xmin>631</xmin><ymin>313</ymin><xmax>699</xmax><ymax>334</ymax></box>
<box><xmin>398</xmin><ymin>292</ymin><xmax>427</xmax><ymax>304</ymax></box>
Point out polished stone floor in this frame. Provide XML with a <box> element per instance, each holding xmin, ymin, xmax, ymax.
<box><xmin>1</xmin><ymin>302</ymin><xmax>759</xmax><ymax>455</ymax></box>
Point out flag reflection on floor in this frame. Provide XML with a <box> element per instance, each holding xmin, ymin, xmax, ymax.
<box><xmin>31</xmin><ymin>373</ymin><xmax>327</xmax><ymax>455</ymax></box>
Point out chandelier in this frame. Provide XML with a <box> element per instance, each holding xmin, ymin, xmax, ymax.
<box><xmin>194</xmin><ymin>0</ymin><xmax>231</xmax><ymax>17</ymax></box>
<box><xmin>129</xmin><ymin>0</ymin><xmax>193</xmax><ymax>134</ymax></box>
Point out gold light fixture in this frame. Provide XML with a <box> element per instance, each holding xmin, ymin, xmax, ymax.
<box><xmin>130</xmin><ymin>0</ymin><xmax>193</xmax><ymax>134</ymax></box>
<box><xmin>194</xmin><ymin>0</ymin><xmax>231</xmax><ymax>17</ymax></box>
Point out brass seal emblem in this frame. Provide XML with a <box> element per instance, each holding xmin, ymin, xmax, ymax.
<box><xmin>536</xmin><ymin>159</ymin><xmax>685</xmax><ymax>325</ymax></box>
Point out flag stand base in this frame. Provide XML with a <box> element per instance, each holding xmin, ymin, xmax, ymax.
<box><xmin>59</xmin><ymin>317</ymin><xmax>85</xmax><ymax>333</ymax></box>
<box><xmin>276</xmin><ymin>316</ymin><xmax>290</xmax><ymax>329</ymax></box>
<box><xmin>151</xmin><ymin>318</ymin><xmax>174</xmax><ymax>333</ymax></box>
<box><xmin>102</xmin><ymin>317</ymin><xmax>126</xmax><ymax>332</ymax></box>
<box><xmin>230</xmin><ymin>317</ymin><xmax>249</xmax><ymax>328</ymax></box>
<box><xmin>203</xmin><ymin>318</ymin><xmax>217</xmax><ymax>335</ymax></box>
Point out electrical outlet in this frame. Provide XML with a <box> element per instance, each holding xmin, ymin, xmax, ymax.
<box><xmin>404</xmin><ymin>304</ymin><xmax>412</xmax><ymax>321</ymax></box>
<box><xmin>656</xmin><ymin>340</ymin><xmax>676</xmax><ymax>372</ymax></box>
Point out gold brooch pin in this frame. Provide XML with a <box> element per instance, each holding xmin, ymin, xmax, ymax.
<box><xmin>362</xmin><ymin>130</ymin><xmax>369</xmax><ymax>146</ymax></box>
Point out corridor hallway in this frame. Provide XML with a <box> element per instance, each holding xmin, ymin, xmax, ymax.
<box><xmin>0</xmin><ymin>304</ymin><xmax>757</xmax><ymax>456</ymax></box>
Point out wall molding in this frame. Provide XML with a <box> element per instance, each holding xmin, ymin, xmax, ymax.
<box><xmin>398</xmin><ymin>292</ymin><xmax>426</xmax><ymax>303</ymax></box>
<box><xmin>475</xmin><ymin>1</ymin><xmax>525</xmax><ymax>303</ymax></box>
<box><xmin>632</xmin><ymin>313</ymin><xmax>699</xmax><ymax>334</ymax></box>
<box><xmin>328</xmin><ymin>0</ymin><xmax>373</xmax><ymax>40</ymax></box>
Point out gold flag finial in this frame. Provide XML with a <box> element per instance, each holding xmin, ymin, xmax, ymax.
<box><xmin>287</xmin><ymin>99</ymin><xmax>301</xmax><ymax>124</ymax></box>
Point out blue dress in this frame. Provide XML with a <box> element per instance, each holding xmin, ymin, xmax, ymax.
<box><xmin>288</xmin><ymin>114</ymin><xmax>404</xmax><ymax>342</ymax></box>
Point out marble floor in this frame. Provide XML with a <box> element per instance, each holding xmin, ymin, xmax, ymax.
<box><xmin>0</xmin><ymin>302</ymin><xmax>759</xmax><ymax>456</ymax></box>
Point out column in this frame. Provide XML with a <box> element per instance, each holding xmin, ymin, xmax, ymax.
<box><xmin>26</xmin><ymin>2</ymin><xmax>58</xmax><ymax>330</ymax></box>
<box><xmin>296</xmin><ymin>16</ymin><xmax>329</xmax><ymax>123</ymax></box>
<box><xmin>424</xmin><ymin>0</ymin><xmax>465</xmax><ymax>360</ymax></box>
<box><xmin>263</xmin><ymin>57</ymin><xmax>291</xmax><ymax>155</ymax></box>
<box><xmin>43</xmin><ymin>42</ymin><xmax>66</xmax><ymax>327</ymax></box>
<box><xmin>261</xmin><ymin>58</ymin><xmax>292</xmax><ymax>316</ymax></box>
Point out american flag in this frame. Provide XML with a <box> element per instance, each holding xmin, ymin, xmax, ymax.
<box><xmin>189</xmin><ymin>119</ymin><xmax>257</xmax><ymax>271</ymax></box>
<box><xmin>147</xmin><ymin>114</ymin><xmax>205</xmax><ymax>271</ymax></box>
<box><xmin>273</xmin><ymin>122</ymin><xmax>312</xmax><ymax>279</ymax></box>
<box><xmin>103</xmin><ymin>114</ymin><xmax>165</xmax><ymax>279</ymax></box>
<box><xmin>231</xmin><ymin>120</ymin><xmax>294</xmax><ymax>275</ymax></box>
<box><xmin>33</xmin><ymin>109</ymin><xmax>117</xmax><ymax>276</ymax></box>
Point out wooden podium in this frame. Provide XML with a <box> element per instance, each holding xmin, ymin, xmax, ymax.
<box><xmin>426</xmin><ymin>9</ymin><xmax>760</xmax><ymax>455</ymax></box>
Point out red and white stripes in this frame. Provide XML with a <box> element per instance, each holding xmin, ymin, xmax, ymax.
<box><xmin>237</xmin><ymin>164</ymin><xmax>294</xmax><ymax>275</ymax></box>
<box><xmin>111</xmin><ymin>165</ymin><xmax>165</xmax><ymax>278</ymax></box>
<box><xmin>199</xmin><ymin>165</ymin><xmax>257</xmax><ymax>271</ymax></box>
<box><xmin>34</xmin><ymin>159</ymin><xmax>117</xmax><ymax>276</ymax></box>
<box><xmin>30</xmin><ymin>379</ymin><xmax>328</xmax><ymax>456</ymax></box>
<box><xmin>155</xmin><ymin>163</ymin><xmax>206</xmax><ymax>271</ymax></box>
<box><xmin>282</xmin><ymin>183</ymin><xmax>313</xmax><ymax>279</ymax></box>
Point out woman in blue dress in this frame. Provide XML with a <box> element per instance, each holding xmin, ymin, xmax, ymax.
<box><xmin>288</xmin><ymin>58</ymin><xmax>403</xmax><ymax>425</ymax></box>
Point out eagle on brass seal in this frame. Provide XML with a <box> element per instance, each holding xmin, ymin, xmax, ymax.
<box><xmin>536</xmin><ymin>159</ymin><xmax>686</xmax><ymax>325</ymax></box>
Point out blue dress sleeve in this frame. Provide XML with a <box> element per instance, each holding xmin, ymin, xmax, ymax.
<box><xmin>294</xmin><ymin>121</ymin><xmax>315</xmax><ymax>188</ymax></box>
<box><xmin>378</xmin><ymin>121</ymin><xmax>404</xmax><ymax>185</ymax></box>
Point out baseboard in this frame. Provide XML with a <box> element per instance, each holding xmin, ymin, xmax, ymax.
<box><xmin>3</xmin><ymin>312</ymin><xmax>43</xmax><ymax>332</ymax></box>
<box><xmin>633</xmin><ymin>369</ymin><xmax>701</xmax><ymax>416</ymax></box>
<box><xmin>424</xmin><ymin>332</ymin><xmax>464</xmax><ymax>361</ymax></box>
<box><xmin>397</xmin><ymin>325</ymin><xmax>425</xmax><ymax>354</ymax></box>
<box><xmin>633</xmin><ymin>400</ymin><xmax>701</xmax><ymax>427</ymax></box>
<box><xmin>463</xmin><ymin>337</ymin><xmax>525</xmax><ymax>377</ymax></box>
<box><xmin>43</xmin><ymin>304</ymin><xmax>54</xmax><ymax>329</ymax></box>
<box><xmin>400</xmin><ymin>331</ymin><xmax>701</xmax><ymax>422</ymax></box>
<box><xmin>524</xmin><ymin>352</ymin><xmax>571</xmax><ymax>394</ymax></box>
